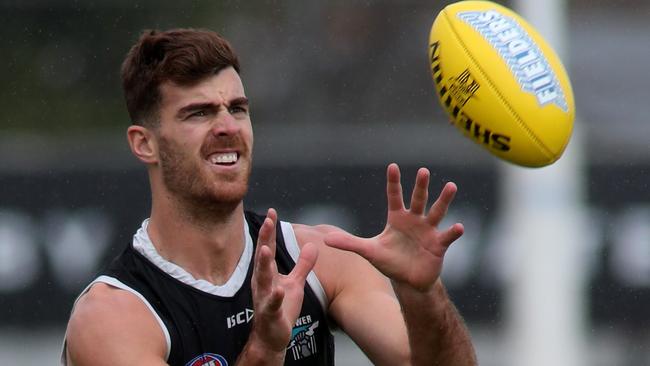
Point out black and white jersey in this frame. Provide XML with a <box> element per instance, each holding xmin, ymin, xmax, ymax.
<box><xmin>62</xmin><ymin>211</ymin><xmax>335</xmax><ymax>366</ymax></box>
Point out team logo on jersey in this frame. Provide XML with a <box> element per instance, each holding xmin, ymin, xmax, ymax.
<box><xmin>185</xmin><ymin>353</ymin><xmax>228</xmax><ymax>366</ymax></box>
<box><xmin>287</xmin><ymin>315</ymin><xmax>319</xmax><ymax>361</ymax></box>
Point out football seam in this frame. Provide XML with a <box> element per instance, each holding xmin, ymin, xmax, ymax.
<box><xmin>442</xmin><ymin>9</ymin><xmax>555</xmax><ymax>163</ymax></box>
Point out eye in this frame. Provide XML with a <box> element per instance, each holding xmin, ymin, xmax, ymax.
<box><xmin>228</xmin><ymin>105</ymin><xmax>248</xmax><ymax>115</ymax></box>
<box><xmin>186</xmin><ymin>110</ymin><xmax>209</xmax><ymax>120</ymax></box>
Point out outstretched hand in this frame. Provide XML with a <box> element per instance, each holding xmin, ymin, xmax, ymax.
<box><xmin>324</xmin><ymin>163</ymin><xmax>463</xmax><ymax>292</ymax></box>
<box><xmin>250</xmin><ymin>209</ymin><xmax>319</xmax><ymax>353</ymax></box>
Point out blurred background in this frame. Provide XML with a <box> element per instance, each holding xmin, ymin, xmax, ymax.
<box><xmin>1</xmin><ymin>0</ymin><xmax>649</xmax><ymax>365</ymax></box>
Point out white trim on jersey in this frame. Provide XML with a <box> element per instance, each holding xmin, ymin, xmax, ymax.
<box><xmin>60</xmin><ymin>275</ymin><xmax>172</xmax><ymax>365</ymax></box>
<box><xmin>132</xmin><ymin>218</ymin><xmax>254</xmax><ymax>297</ymax></box>
<box><xmin>280</xmin><ymin>221</ymin><xmax>329</xmax><ymax>312</ymax></box>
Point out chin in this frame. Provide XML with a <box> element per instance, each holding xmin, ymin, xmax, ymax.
<box><xmin>213</xmin><ymin>187</ymin><xmax>248</xmax><ymax>205</ymax></box>
<box><xmin>207</xmin><ymin>177</ymin><xmax>249</xmax><ymax>204</ymax></box>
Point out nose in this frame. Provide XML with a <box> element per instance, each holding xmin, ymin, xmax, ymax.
<box><xmin>211</xmin><ymin>108</ymin><xmax>241</xmax><ymax>137</ymax></box>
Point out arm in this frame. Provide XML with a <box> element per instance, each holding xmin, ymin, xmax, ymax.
<box><xmin>324</xmin><ymin>163</ymin><xmax>477</xmax><ymax>366</ymax></box>
<box><xmin>293</xmin><ymin>223</ymin><xmax>411</xmax><ymax>365</ymax></box>
<box><xmin>393</xmin><ymin>279</ymin><xmax>475</xmax><ymax>365</ymax></box>
<box><xmin>65</xmin><ymin>284</ymin><xmax>168</xmax><ymax>366</ymax></box>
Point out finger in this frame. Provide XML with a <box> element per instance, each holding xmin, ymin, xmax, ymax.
<box><xmin>386</xmin><ymin>163</ymin><xmax>405</xmax><ymax>212</ymax></box>
<box><xmin>257</xmin><ymin>208</ymin><xmax>278</xmax><ymax>256</ymax></box>
<box><xmin>437</xmin><ymin>223</ymin><xmax>464</xmax><ymax>248</ymax></box>
<box><xmin>324</xmin><ymin>231</ymin><xmax>374</xmax><ymax>261</ymax></box>
<box><xmin>256</xmin><ymin>217</ymin><xmax>273</xmax><ymax>248</ymax></box>
<box><xmin>409</xmin><ymin>168</ymin><xmax>430</xmax><ymax>215</ymax></box>
<box><xmin>253</xmin><ymin>245</ymin><xmax>275</xmax><ymax>294</ymax></box>
<box><xmin>427</xmin><ymin>182</ymin><xmax>458</xmax><ymax>226</ymax></box>
<box><xmin>266</xmin><ymin>208</ymin><xmax>278</xmax><ymax>256</ymax></box>
<box><xmin>289</xmin><ymin>242</ymin><xmax>319</xmax><ymax>283</ymax></box>
<box><xmin>254</xmin><ymin>217</ymin><xmax>272</xmax><ymax>270</ymax></box>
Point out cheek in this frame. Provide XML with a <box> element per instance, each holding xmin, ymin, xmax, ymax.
<box><xmin>175</xmin><ymin>129</ymin><xmax>207</xmax><ymax>154</ymax></box>
<box><xmin>243</xmin><ymin>121</ymin><xmax>254</xmax><ymax>148</ymax></box>
<box><xmin>158</xmin><ymin>133</ymin><xmax>196</xmax><ymax>162</ymax></box>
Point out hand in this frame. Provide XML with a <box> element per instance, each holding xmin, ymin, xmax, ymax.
<box><xmin>249</xmin><ymin>209</ymin><xmax>319</xmax><ymax>353</ymax></box>
<box><xmin>324</xmin><ymin>163</ymin><xmax>463</xmax><ymax>292</ymax></box>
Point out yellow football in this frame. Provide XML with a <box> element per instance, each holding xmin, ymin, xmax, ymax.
<box><xmin>429</xmin><ymin>1</ymin><xmax>575</xmax><ymax>167</ymax></box>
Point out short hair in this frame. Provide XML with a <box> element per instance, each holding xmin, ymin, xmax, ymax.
<box><xmin>120</xmin><ymin>28</ymin><xmax>240</xmax><ymax>126</ymax></box>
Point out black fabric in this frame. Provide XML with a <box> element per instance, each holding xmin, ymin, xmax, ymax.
<box><xmin>102</xmin><ymin>211</ymin><xmax>334</xmax><ymax>366</ymax></box>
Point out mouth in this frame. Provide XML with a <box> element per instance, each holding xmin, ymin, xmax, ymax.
<box><xmin>207</xmin><ymin>151</ymin><xmax>239</xmax><ymax>166</ymax></box>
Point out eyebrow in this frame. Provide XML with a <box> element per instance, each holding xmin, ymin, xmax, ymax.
<box><xmin>176</xmin><ymin>97</ymin><xmax>249</xmax><ymax>118</ymax></box>
<box><xmin>228</xmin><ymin>97</ymin><xmax>249</xmax><ymax>107</ymax></box>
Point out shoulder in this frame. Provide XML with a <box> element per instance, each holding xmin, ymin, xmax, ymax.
<box><xmin>69</xmin><ymin>283</ymin><xmax>155</xmax><ymax>326</ymax></box>
<box><xmin>65</xmin><ymin>283</ymin><xmax>167</xmax><ymax>365</ymax></box>
<box><xmin>290</xmin><ymin>223</ymin><xmax>350</xmax><ymax>256</ymax></box>
<box><xmin>291</xmin><ymin>223</ymin><xmax>342</xmax><ymax>241</ymax></box>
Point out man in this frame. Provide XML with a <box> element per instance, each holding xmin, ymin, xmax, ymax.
<box><xmin>63</xmin><ymin>28</ymin><xmax>477</xmax><ymax>366</ymax></box>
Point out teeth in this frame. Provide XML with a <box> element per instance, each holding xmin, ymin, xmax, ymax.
<box><xmin>209</xmin><ymin>152</ymin><xmax>238</xmax><ymax>164</ymax></box>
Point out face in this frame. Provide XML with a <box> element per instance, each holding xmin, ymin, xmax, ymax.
<box><xmin>154</xmin><ymin>67</ymin><xmax>253</xmax><ymax>213</ymax></box>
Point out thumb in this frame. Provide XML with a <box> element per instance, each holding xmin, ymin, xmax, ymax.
<box><xmin>323</xmin><ymin>231</ymin><xmax>372</xmax><ymax>261</ymax></box>
<box><xmin>290</xmin><ymin>242</ymin><xmax>319</xmax><ymax>283</ymax></box>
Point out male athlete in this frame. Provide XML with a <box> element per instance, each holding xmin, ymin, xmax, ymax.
<box><xmin>63</xmin><ymin>28</ymin><xmax>477</xmax><ymax>366</ymax></box>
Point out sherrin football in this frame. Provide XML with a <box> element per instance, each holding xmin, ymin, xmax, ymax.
<box><xmin>429</xmin><ymin>1</ymin><xmax>575</xmax><ymax>167</ymax></box>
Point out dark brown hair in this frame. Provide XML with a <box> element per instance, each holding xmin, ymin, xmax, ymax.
<box><xmin>121</xmin><ymin>28</ymin><xmax>240</xmax><ymax>126</ymax></box>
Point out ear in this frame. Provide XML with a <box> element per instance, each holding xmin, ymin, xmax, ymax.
<box><xmin>126</xmin><ymin>125</ymin><xmax>158</xmax><ymax>164</ymax></box>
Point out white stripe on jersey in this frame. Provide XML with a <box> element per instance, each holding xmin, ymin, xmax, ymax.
<box><xmin>280</xmin><ymin>221</ymin><xmax>329</xmax><ymax>312</ymax></box>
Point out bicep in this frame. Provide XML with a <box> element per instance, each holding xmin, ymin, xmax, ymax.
<box><xmin>329</xmin><ymin>279</ymin><xmax>411</xmax><ymax>366</ymax></box>
<box><xmin>65</xmin><ymin>284</ymin><xmax>168</xmax><ymax>366</ymax></box>
<box><xmin>295</xmin><ymin>224</ymin><xmax>411</xmax><ymax>365</ymax></box>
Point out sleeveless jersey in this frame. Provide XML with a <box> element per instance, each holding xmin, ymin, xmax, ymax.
<box><xmin>62</xmin><ymin>211</ymin><xmax>335</xmax><ymax>366</ymax></box>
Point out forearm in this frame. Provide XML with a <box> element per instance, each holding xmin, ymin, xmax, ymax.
<box><xmin>235</xmin><ymin>336</ymin><xmax>286</xmax><ymax>366</ymax></box>
<box><xmin>393</xmin><ymin>279</ymin><xmax>477</xmax><ymax>366</ymax></box>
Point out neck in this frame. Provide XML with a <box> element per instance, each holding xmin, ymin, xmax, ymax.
<box><xmin>147</xmin><ymin>192</ymin><xmax>247</xmax><ymax>286</ymax></box>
